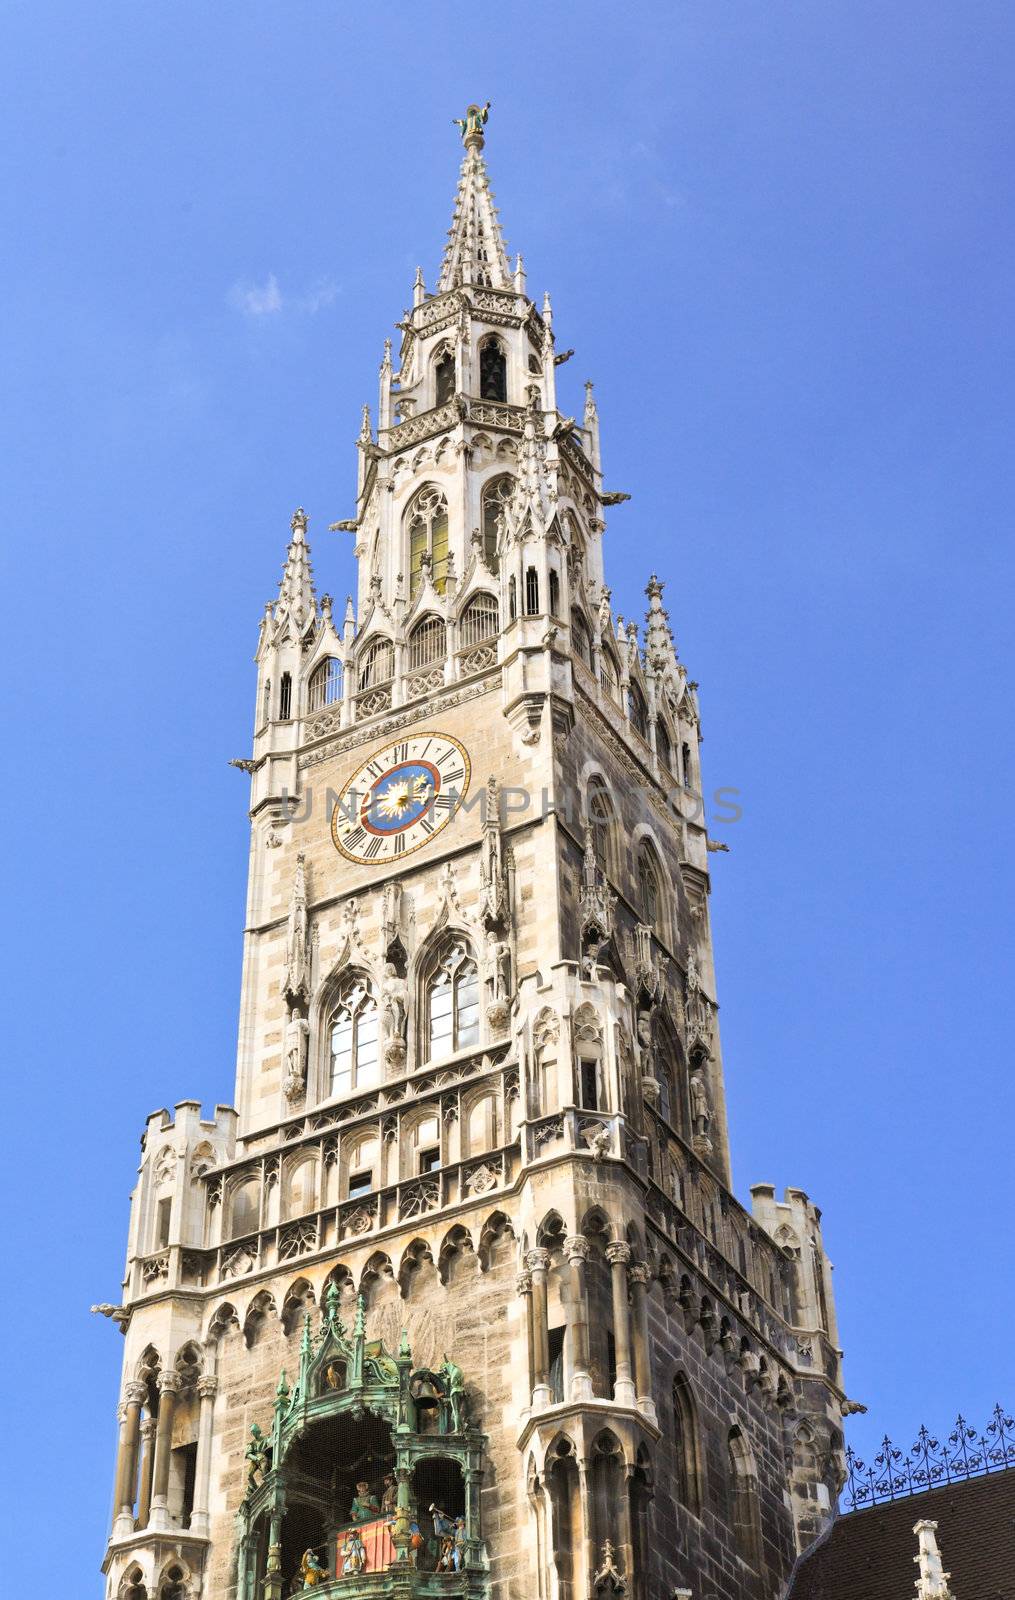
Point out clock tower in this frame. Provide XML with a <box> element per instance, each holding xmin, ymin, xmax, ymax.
<box><xmin>99</xmin><ymin>107</ymin><xmax>849</xmax><ymax>1600</ymax></box>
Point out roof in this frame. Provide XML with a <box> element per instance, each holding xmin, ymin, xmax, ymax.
<box><xmin>784</xmin><ymin>1468</ymin><xmax>1015</xmax><ymax>1600</ymax></box>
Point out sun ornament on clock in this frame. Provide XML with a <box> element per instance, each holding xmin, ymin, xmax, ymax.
<box><xmin>331</xmin><ymin>731</ymin><xmax>471</xmax><ymax>864</ymax></box>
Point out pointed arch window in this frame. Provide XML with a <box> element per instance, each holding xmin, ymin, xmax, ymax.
<box><xmin>407</xmin><ymin>485</ymin><xmax>450</xmax><ymax>599</ymax></box>
<box><xmin>549</xmin><ymin>569</ymin><xmax>561</xmax><ymax>618</ymax></box>
<box><xmin>637</xmin><ymin>843</ymin><xmax>661</xmax><ymax>929</ymax></box>
<box><xmin>228</xmin><ymin>1178</ymin><xmax>260</xmax><ymax>1241</ymax></box>
<box><xmin>261</xmin><ymin>678</ymin><xmax>271</xmax><ymax>727</ymax></box>
<box><xmin>459</xmin><ymin>592</ymin><xmax>499</xmax><ymax>648</ymax></box>
<box><xmin>672</xmin><ymin>1374</ymin><xmax>703</xmax><ymax>1514</ymax></box>
<box><xmin>433</xmin><ymin>346</ymin><xmax>455</xmax><ymax>407</ymax></box>
<box><xmin>587</xmin><ymin>778</ymin><xmax>615</xmax><ymax>876</ymax></box>
<box><xmin>481</xmin><ymin>474</ymin><xmax>515</xmax><ymax>572</ymax></box>
<box><xmin>599</xmin><ymin>649</ymin><xmax>621</xmax><ymax>706</ymax></box>
<box><xmin>479</xmin><ymin>336</ymin><xmax>507</xmax><ymax>402</ymax></box>
<box><xmin>426</xmin><ymin>939</ymin><xmax>480</xmax><ymax>1062</ymax></box>
<box><xmin>328</xmin><ymin>976</ymin><xmax>379</xmax><ymax>1098</ymax></box>
<box><xmin>571</xmin><ymin>609</ymin><xmax>593</xmax><ymax>669</ymax></box>
<box><xmin>728</xmin><ymin>1425</ymin><xmax>764</xmax><ymax>1569</ymax></box>
<box><xmin>408</xmin><ymin>615</ymin><xmax>446</xmax><ymax>670</ymax></box>
<box><xmin>627</xmin><ymin>684</ymin><xmax>648</xmax><ymax>739</ymax></box>
<box><xmin>308</xmin><ymin>657</ymin><xmax>343</xmax><ymax>712</ymax></box>
<box><xmin>681</xmin><ymin>741</ymin><xmax>693</xmax><ymax>790</ymax></box>
<box><xmin>656</xmin><ymin>719</ymin><xmax>673</xmax><ymax>776</ymax></box>
<box><xmin>508</xmin><ymin>577</ymin><xmax>517</xmax><ymax>620</ymax></box>
<box><xmin>525</xmin><ymin>566</ymin><xmax>540</xmax><ymax>615</ymax></box>
<box><xmin>358</xmin><ymin>637</ymin><xmax>394</xmax><ymax>690</ymax></box>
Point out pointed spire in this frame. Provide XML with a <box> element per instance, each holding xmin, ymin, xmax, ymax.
<box><xmin>274</xmin><ymin>508</ymin><xmax>317</xmax><ymax>639</ymax></box>
<box><xmin>513</xmin><ymin>253</ymin><xmax>526</xmax><ymax>293</ymax></box>
<box><xmin>439</xmin><ymin>105</ymin><xmax>511</xmax><ymax>292</ymax></box>
<box><xmin>378</xmin><ymin>340</ymin><xmax>393</xmax><ymax>432</ymax></box>
<box><xmin>584</xmin><ymin>380</ymin><xmax>602</xmax><ymax>474</ymax></box>
<box><xmin>413</xmin><ymin>265</ymin><xmax>425</xmax><ymax>306</ymax></box>
<box><xmin>644</xmin><ymin>574</ymin><xmax>680</xmax><ymax>681</ymax></box>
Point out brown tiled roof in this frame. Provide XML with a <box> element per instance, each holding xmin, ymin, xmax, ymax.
<box><xmin>784</xmin><ymin>1468</ymin><xmax>1015</xmax><ymax>1600</ymax></box>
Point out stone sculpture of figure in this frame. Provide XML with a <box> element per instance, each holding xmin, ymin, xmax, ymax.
<box><xmin>381</xmin><ymin>1472</ymin><xmax>398</xmax><ymax>1516</ymax></box>
<box><xmin>283</xmin><ymin>1012</ymin><xmax>310</xmax><ymax>1102</ymax></box>
<box><xmin>690</xmin><ymin>1067</ymin><xmax>711</xmax><ymax>1137</ymax></box>
<box><xmin>340</xmin><ymin>1530</ymin><xmax>366</xmax><ymax>1576</ymax></box>
<box><xmin>245</xmin><ymin>1422</ymin><xmax>270</xmax><ymax>1495</ymax></box>
<box><xmin>380</xmin><ymin>963</ymin><xmax>408</xmax><ymax>1061</ymax></box>
<box><xmin>350</xmin><ymin>1480</ymin><xmax>381</xmax><ymax>1523</ymax></box>
<box><xmin>452</xmin><ymin>101</ymin><xmax>491</xmax><ymax>143</ymax></box>
<box><xmin>300</xmin><ymin>1548</ymin><xmax>328</xmax><ymax>1588</ymax></box>
<box><xmin>439</xmin><ymin>1354</ymin><xmax>467</xmax><ymax>1432</ymax></box>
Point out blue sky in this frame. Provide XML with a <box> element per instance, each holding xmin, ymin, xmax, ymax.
<box><xmin>1</xmin><ymin>1</ymin><xmax>1013</xmax><ymax>1575</ymax></box>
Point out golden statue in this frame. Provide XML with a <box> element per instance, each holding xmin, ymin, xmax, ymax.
<box><xmin>453</xmin><ymin>102</ymin><xmax>491</xmax><ymax>147</ymax></box>
<box><xmin>300</xmin><ymin>1548</ymin><xmax>328</xmax><ymax>1588</ymax></box>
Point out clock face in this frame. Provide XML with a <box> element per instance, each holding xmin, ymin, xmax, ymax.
<box><xmin>331</xmin><ymin>731</ymin><xmax>471</xmax><ymax>864</ymax></box>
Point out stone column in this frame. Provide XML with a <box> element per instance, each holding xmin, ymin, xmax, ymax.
<box><xmin>628</xmin><ymin>1263</ymin><xmax>658</xmax><ymax>1423</ymax></box>
<box><xmin>136</xmin><ymin>1416</ymin><xmax>158</xmax><ymax>1528</ymax></box>
<box><xmin>606</xmin><ymin>1241</ymin><xmax>636</xmax><ymax>1406</ymax></box>
<box><xmin>517</xmin><ymin>1268</ymin><xmax>535</xmax><ymax>1401</ymax></box>
<box><xmin>263</xmin><ymin>1508</ymin><xmax>285</xmax><ymax>1600</ymax></box>
<box><xmin>148</xmin><ymin>1370</ymin><xmax>182</xmax><ymax>1530</ymax></box>
<box><xmin>189</xmin><ymin>1374</ymin><xmax>218</xmax><ymax>1537</ymax></box>
<box><xmin>564</xmin><ymin>1236</ymin><xmax>594</xmax><ymax>1402</ymax></box>
<box><xmin>112</xmin><ymin>1380</ymin><xmax>146</xmax><ymax>1538</ymax></box>
<box><xmin>525</xmin><ymin>1248</ymin><xmax>552</xmax><ymax>1408</ymax></box>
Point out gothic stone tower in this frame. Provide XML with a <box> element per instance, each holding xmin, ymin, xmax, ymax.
<box><xmin>99</xmin><ymin>106</ymin><xmax>848</xmax><ymax>1600</ymax></box>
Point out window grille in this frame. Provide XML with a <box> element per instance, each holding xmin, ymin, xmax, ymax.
<box><xmin>358</xmin><ymin>638</ymin><xmax>394</xmax><ymax>690</ymax></box>
<box><xmin>525</xmin><ymin>566</ymin><xmax>540</xmax><ymax>615</ymax></box>
<box><xmin>279</xmin><ymin>672</ymin><xmax>292</xmax><ymax>721</ymax></box>
<box><xmin>308</xmin><ymin>657</ymin><xmax>343</xmax><ymax>712</ymax></box>
<box><xmin>408</xmin><ymin>615</ymin><xmax>446</xmax><ymax>669</ymax></box>
<box><xmin>459</xmin><ymin>592</ymin><xmax>499</xmax><ymax>647</ymax></box>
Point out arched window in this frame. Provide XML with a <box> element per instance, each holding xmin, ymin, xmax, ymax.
<box><xmin>508</xmin><ymin>577</ymin><xmax>517</xmax><ymax>620</ymax></box>
<box><xmin>433</xmin><ymin>346</ymin><xmax>455</xmax><ymax>407</ymax></box>
<box><xmin>587</xmin><ymin>778</ymin><xmax>614</xmax><ymax>875</ymax></box>
<box><xmin>681</xmin><ymin>741</ymin><xmax>693</xmax><ymax>789</ymax></box>
<box><xmin>627</xmin><ymin>684</ymin><xmax>648</xmax><ymax>739</ymax></box>
<box><xmin>279</xmin><ymin>672</ymin><xmax>292</xmax><ymax>721</ymax></box>
<box><xmin>728</xmin><ymin>1425</ymin><xmax>764</xmax><ymax>1569</ymax></box>
<box><xmin>328</xmin><ymin>976</ymin><xmax>379</xmax><ymax>1098</ymax></box>
<box><xmin>525</xmin><ymin>566</ymin><xmax>540</xmax><ymax>615</ymax></box>
<box><xmin>345</xmin><ymin>1132</ymin><xmax>378</xmax><ymax>1199</ymax></box>
<box><xmin>308</xmin><ymin>657</ymin><xmax>343</xmax><ymax>712</ymax></box>
<box><xmin>672</xmin><ymin>1374</ymin><xmax>703</xmax><ymax>1514</ymax></box>
<box><xmin>637</xmin><ymin>843</ymin><xmax>661</xmax><ymax>929</ymax></box>
<box><xmin>426</xmin><ymin>939</ymin><xmax>480</xmax><ymax>1061</ymax></box>
<box><xmin>408</xmin><ymin>615</ymin><xmax>446</xmax><ymax>670</ymax></box>
<box><xmin>407</xmin><ymin>1114</ymin><xmax>441</xmax><ymax>1177</ymax></box>
<box><xmin>599</xmin><ymin>648</ymin><xmax>621</xmax><ymax>705</ymax></box>
<box><xmin>459</xmin><ymin>592</ymin><xmax>499</xmax><ymax>648</ymax></box>
<box><xmin>466</xmin><ymin>1093</ymin><xmax>498</xmax><ymax>1155</ymax></box>
<box><xmin>481</xmin><ymin>475</ymin><xmax>515</xmax><ymax>572</ymax></box>
<box><xmin>479</xmin><ymin>336</ymin><xmax>507</xmax><ymax>402</ymax></box>
<box><xmin>159</xmin><ymin>1566</ymin><xmax>188</xmax><ymax>1600</ymax></box>
<box><xmin>407</xmin><ymin>485</ymin><xmax>450</xmax><ymax>598</ymax></box>
<box><xmin>571</xmin><ymin>609</ymin><xmax>593</xmax><ymax>668</ymax></box>
<box><xmin>261</xmin><ymin>678</ymin><xmax>271</xmax><ymax>727</ymax></box>
<box><xmin>229</xmin><ymin>1178</ymin><xmax>259</xmax><ymax>1240</ymax></box>
<box><xmin>358</xmin><ymin>637</ymin><xmax>394</xmax><ymax>690</ymax></box>
<box><xmin>656</xmin><ymin>720</ymin><xmax>673</xmax><ymax>776</ymax></box>
<box><xmin>285</xmin><ymin>1158</ymin><xmax>316</xmax><ymax>1219</ymax></box>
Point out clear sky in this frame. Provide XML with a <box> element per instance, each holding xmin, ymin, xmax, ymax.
<box><xmin>1</xmin><ymin>1</ymin><xmax>1013</xmax><ymax>1577</ymax></box>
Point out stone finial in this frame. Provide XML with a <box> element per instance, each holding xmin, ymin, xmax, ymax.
<box><xmin>913</xmin><ymin>1520</ymin><xmax>955</xmax><ymax>1600</ymax></box>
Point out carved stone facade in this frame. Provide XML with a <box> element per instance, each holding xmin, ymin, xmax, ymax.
<box><xmin>99</xmin><ymin>110</ymin><xmax>847</xmax><ymax>1600</ymax></box>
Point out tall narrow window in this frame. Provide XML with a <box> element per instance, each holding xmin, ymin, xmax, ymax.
<box><xmin>571</xmin><ymin>610</ymin><xmax>592</xmax><ymax>668</ymax></box>
<box><xmin>308</xmin><ymin>657</ymin><xmax>343</xmax><ymax>712</ymax></box>
<box><xmin>599</xmin><ymin>650</ymin><xmax>621</xmax><ymax>705</ymax></box>
<box><xmin>434</xmin><ymin>347</ymin><xmax>455</xmax><ymax>407</ymax></box>
<box><xmin>628</xmin><ymin>685</ymin><xmax>648</xmax><ymax>739</ymax></box>
<box><xmin>358</xmin><ymin>638</ymin><xmax>394</xmax><ymax>690</ymax></box>
<box><xmin>329</xmin><ymin>977</ymin><xmax>379</xmax><ymax>1098</ymax></box>
<box><xmin>728</xmin><ymin>1426</ymin><xmax>764</xmax><ymax>1569</ymax></box>
<box><xmin>262</xmin><ymin>678</ymin><xmax>271</xmax><ymax>726</ymax></box>
<box><xmin>229</xmin><ymin>1179</ymin><xmax>259</xmax><ymax>1240</ymax></box>
<box><xmin>508</xmin><ymin>577</ymin><xmax>517</xmax><ymax>620</ymax></box>
<box><xmin>656</xmin><ymin>720</ymin><xmax>672</xmax><ymax>776</ymax></box>
<box><xmin>587</xmin><ymin>779</ymin><xmax>614</xmax><ymax>874</ymax></box>
<box><xmin>681</xmin><ymin>741</ymin><xmax>692</xmax><ymax>789</ymax></box>
<box><xmin>578</xmin><ymin>1056</ymin><xmax>600</xmax><ymax>1110</ymax></box>
<box><xmin>279</xmin><ymin>672</ymin><xmax>292</xmax><ymax>721</ymax></box>
<box><xmin>479</xmin><ymin>337</ymin><xmax>507</xmax><ymax>402</ymax></box>
<box><xmin>481</xmin><ymin>475</ymin><xmax>515</xmax><ymax>572</ymax></box>
<box><xmin>426</xmin><ymin>940</ymin><xmax>480</xmax><ymax>1061</ymax></box>
<box><xmin>407</xmin><ymin>485</ymin><xmax>450</xmax><ymax>598</ymax></box>
<box><xmin>525</xmin><ymin>566</ymin><xmax>540</xmax><ymax>615</ymax></box>
<box><xmin>549</xmin><ymin>569</ymin><xmax>561</xmax><ymax>618</ymax></box>
<box><xmin>672</xmin><ymin>1374</ymin><xmax>703</xmax><ymax>1514</ymax></box>
<box><xmin>637</xmin><ymin>844</ymin><xmax>661</xmax><ymax>927</ymax></box>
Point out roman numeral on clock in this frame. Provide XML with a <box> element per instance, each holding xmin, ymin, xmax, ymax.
<box><xmin>344</xmin><ymin>825</ymin><xmax>367</xmax><ymax>850</ymax></box>
<box><xmin>394</xmin><ymin>835</ymin><xmax>406</xmax><ymax>856</ymax></box>
<box><xmin>364</xmin><ymin>836</ymin><xmax>384</xmax><ymax>860</ymax></box>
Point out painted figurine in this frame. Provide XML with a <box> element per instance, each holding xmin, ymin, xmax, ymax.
<box><xmin>244</xmin><ymin>1422</ymin><xmax>270</xmax><ymax>1496</ymax></box>
<box><xmin>439</xmin><ymin>1353</ymin><xmax>467</xmax><ymax>1431</ymax></box>
<box><xmin>454</xmin><ymin>1516</ymin><xmax>467</xmax><ymax>1571</ymax></box>
<box><xmin>431</xmin><ymin>1503</ymin><xmax>456</xmax><ymax>1571</ymax></box>
<box><xmin>300</xmin><ymin>1548</ymin><xmax>328</xmax><ymax>1588</ymax></box>
<box><xmin>381</xmin><ymin>1472</ymin><xmax>398</xmax><ymax>1515</ymax></box>
<box><xmin>341</xmin><ymin>1529</ymin><xmax>366</xmax><ymax>1575</ymax></box>
<box><xmin>408</xmin><ymin>1516</ymin><xmax>425</xmax><ymax>1568</ymax></box>
<box><xmin>349</xmin><ymin>1479</ymin><xmax>380</xmax><ymax>1523</ymax></box>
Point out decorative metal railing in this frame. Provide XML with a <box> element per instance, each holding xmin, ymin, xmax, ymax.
<box><xmin>843</xmin><ymin>1405</ymin><xmax>1015</xmax><ymax>1509</ymax></box>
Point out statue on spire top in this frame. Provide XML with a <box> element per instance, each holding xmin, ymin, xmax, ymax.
<box><xmin>453</xmin><ymin>102</ymin><xmax>491</xmax><ymax>148</ymax></box>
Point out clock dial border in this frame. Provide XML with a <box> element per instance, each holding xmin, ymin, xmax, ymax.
<box><xmin>330</xmin><ymin>730</ymin><xmax>472</xmax><ymax>864</ymax></box>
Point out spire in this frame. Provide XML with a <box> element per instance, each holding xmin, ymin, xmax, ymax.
<box><xmin>644</xmin><ymin>574</ymin><xmax>680</xmax><ymax>680</ymax></box>
<box><xmin>439</xmin><ymin>103</ymin><xmax>511</xmax><ymax>292</ymax></box>
<box><xmin>274</xmin><ymin>508</ymin><xmax>317</xmax><ymax>640</ymax></box>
